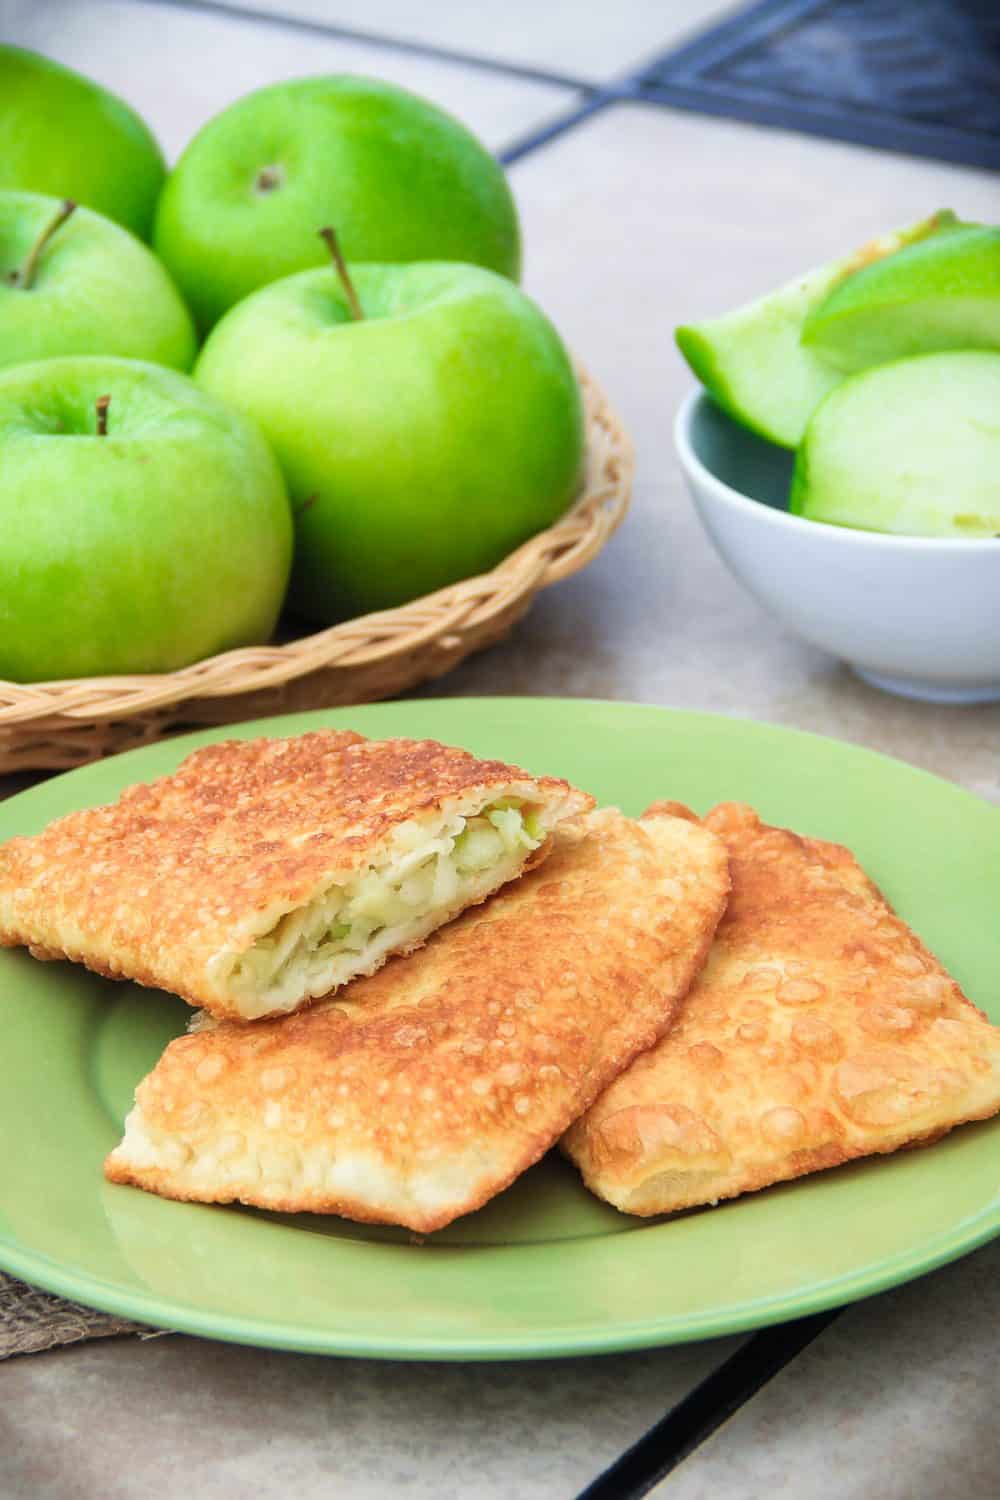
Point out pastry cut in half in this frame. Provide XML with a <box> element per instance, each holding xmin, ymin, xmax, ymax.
<box><xmin>0</xmin><ymin>730</ymin><xmax>592</xmax><ymax>1020</ymax></box>
<box><xmin>104</xmin><ymin>805</ymin><xmax>731</xmax><ymax>1232</ymax></box>
<box><xmin>563</xmin><ymin>802</ymin><xmax>1000</xmax><ymax>1216</ymax></box>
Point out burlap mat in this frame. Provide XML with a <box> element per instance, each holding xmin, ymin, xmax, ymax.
<box><xmin>0</xmin><ymin>1271</ymin><xmax>167</xmax><ymax>1359</ymax></box>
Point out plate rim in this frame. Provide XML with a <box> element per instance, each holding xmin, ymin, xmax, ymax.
<box><xmin>0</xmin><ymin>1192</ymin><xmax>998</xmax><ymax>1361</ymax></box>
<box><xmin>3</xmin><ymin>694</ymin><xmax>996</xmax><ymax>819</ymax></box>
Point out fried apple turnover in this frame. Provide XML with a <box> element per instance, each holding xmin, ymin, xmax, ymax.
<box><xmin>104</xmin><ymin>805</ymin><xmax>729</xmax><ymax>1232</ymax></box>
<box><xmin>0</xmin><ymin>730</ymin><xmax>591</xmax><ymax>1020</ymax></box>
<box><xmin>564</xmin><ymin>802</ymin><xmax>1000</xmax><ymax>1216</ymax></box>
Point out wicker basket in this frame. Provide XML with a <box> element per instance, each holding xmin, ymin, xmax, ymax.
<box><xmin>0</xmin><ymin>367</ymin><xmax>631</xmax><ymax>774</ymax></box>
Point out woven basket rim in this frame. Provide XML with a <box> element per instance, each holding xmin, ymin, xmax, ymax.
<box><xmin>0</xmin><ymin>364</ymin><xmax>632</xmax><ymax>745</ymax></box>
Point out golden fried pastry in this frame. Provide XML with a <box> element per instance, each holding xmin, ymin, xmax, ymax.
<box><xmin>0</xmin><ymin>730</ymin><xmax>591</xmax><ymax>1021</ymax></box>
<box><xmin>564</xmin><ymin>801</ymin><xmax>1000</xmax><ymax>1216</ymax></box>
<box><xmin>104</xmin><ymin>805</ymin><xmax>730</xmax><ymax>1232</ymax></box>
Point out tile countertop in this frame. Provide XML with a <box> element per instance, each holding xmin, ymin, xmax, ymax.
<box><xmin>1</xmin><ymin>2</ymin><xmax>999</xmax><ymax>1497</ymax></box>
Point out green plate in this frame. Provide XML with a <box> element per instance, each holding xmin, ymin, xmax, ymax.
<box><xmin>2</xmin><ymin>699</ymin><xmax>998</xmax><ymax>1359</ymax></box>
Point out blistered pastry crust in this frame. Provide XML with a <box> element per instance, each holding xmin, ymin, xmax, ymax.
<box><xmin>105</xmin><ymin>806</ymin><xmax>730</xmax><ymax>1232</ymax></box>
<box><xmin>563</xmin><ymin>802</ymin><xmax>1000</xmax><ymax>1215</ymax></box>
<box><xmin>0</xmin><ymin>730</ymin><xmax>590</xmax><ymax>1018</ymax></box>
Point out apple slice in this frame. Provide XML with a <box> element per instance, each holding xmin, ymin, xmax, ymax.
<box><xmin>801</xmin><ymin>223</ymin><xmax>1000</xmax><ymax>373</ymax></box>
<box><xmin>675</xmin><ymin>211</ymin><xmax>957</xmax><ymax>449</ymax></box>
<box><xmin>790</xmin><ymin>351</ymin><xmax>1000</xmax><ymax>538</ymax></box>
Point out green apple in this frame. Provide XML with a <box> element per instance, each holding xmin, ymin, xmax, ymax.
<box><xmin>790</xmin><ymin>351</ymin><xmax>1000</xmax><ymax>537</ymax></box>
<box><xmin>0</xmin><ymin>192</ymin><xmax>196</xmax><ymax>372</ymax></box>
<box><xmin>0</xmin><ymin>46</ymin><xmax>165</xmax><ymax>242</ymax></box>
<box><xmin>801</xmin><ymin>223</ymin><xmax>1000</xmax><ymax>372</ymax></box>
<box><xmin>155</xmin><ymin>75</ymin><xmax>521</xmax><ymax>332</ymax></box>
<box><xmin>676</xmin><ymin>211</ymin><xmax>958</xmax><ymax>448</ymax></box>
<box><xmin>195</xmin><ymin>250</ymin><xmax>583</xmax><ymax>622</ymax></box>
<box><xmin>0</xmin><ymin>357</ymin><xmax>293</xmax><ymax>682</ymax></box>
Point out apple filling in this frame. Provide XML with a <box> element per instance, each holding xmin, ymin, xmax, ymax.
<box><xmin>225</xmin><ymin>801</ymin><xmax>544</xmax><ymax>1016</ymax></box>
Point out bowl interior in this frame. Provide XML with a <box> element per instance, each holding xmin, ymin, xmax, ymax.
<box><xmin>687</xmin><ymin>396</ymin><xmax>795</xmax><ymax>513</ymax></box>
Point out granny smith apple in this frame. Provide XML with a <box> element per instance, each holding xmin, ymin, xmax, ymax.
<box><xmin>790</xmin><ymin>350</ymin><xmax>1000</xmax><ymax>537</ymax></box>
<box><xmin>0</xmin><ymin>358</ymin><xmax>293</xmax><ymax>682</ymax></box>
<box><xmin>195</xmin><ymin>250</ymin><xmax>583</xmax><ymax>622</ymax></box>
<box><xmin>0</xmin><ymin>192</ymin><xmax>196</xmax><ymax>372</ymax></box>
<box><xmin>155</xmin><ymin>75</ymin><xmax>521</xmax><ymax>331</ymax></box>
<box><xmin>676</xmin><ymin>211</ymin><xmax>958</xmax><ymax>448</ymax></box>
<box><xmin>0</xmin><ymin>46</ymin><xmax>165</xmax><ymax>241</ymax></box>
<box><xmin>801</xmin><ymin>223</ymin><xmax>1000</xmax><ymax>372</ymax></box>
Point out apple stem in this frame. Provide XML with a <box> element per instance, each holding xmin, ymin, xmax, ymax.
<box><xmin>8</xmin><ymin>199</ymin><xmax>77</xmax><ymax>290</ymax></box>
<box><xmin>318</xmin><ymin>226</ymin><xmax>363</xmax><ymax>321</ymax></box>
<box><xmin>95</xmin><ymin>394</ymin><xmax>111</xmax><ymax>437</ymax></box>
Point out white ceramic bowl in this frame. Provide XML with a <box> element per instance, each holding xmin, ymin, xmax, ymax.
<box><xmin>675</xmin><ymin>390</ymin><xmax>1000</xmax><ymax>704</ymax></box>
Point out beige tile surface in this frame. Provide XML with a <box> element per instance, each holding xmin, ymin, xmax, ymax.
<box><xmin>433</xmin><ymin>102</ymin><xmax>1000</xmax><ymax>803</ymax></box>
<box><xmin>0</xmin><ymin>1331</ymin><xmax>743</xmax><ymax>1498</ymax></box>
<box><xmin>230</xmin><ymin>0</ymin><xmax>729</xmax><ymax>82</ymax></box>
<box><xmin>657</xmin><ymin>1238</ymin><xmax>1000</xmax><ymax>1500</ymax></box>
<box><xmin>3</xmin><ymin>0</ymin><xmax>578</xmax><ymax>161</ymax></box>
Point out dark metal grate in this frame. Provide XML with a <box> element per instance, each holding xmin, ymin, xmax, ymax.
<box><xmin>636</xmin><ymin>0</ymin><xmax>1000</xmax><ymax>170</ymax></box>
<box><xmin>576</xmin><ymin>1311</ymin><xmax>839</xmax><ymax>1499</ymax></box>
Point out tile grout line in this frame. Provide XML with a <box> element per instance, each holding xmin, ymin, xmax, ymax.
<box><xmin>125</xmin><ymin>0</ymin><xmax>595</xmax><ymax>92</ymax></box>
<box><xmin>121</xmin><ymin>0</ymin><xmax>757</xmax><ymax>174</ymax></box>
<box><xmin>574</xmin><ymin>1310</ymin><xmax>840</xmax><ymax>1500</ymax></box>
<box><xmin>499</xmin><ymin>90</ymin><xmax>625</xmax><ymax>166</ymax></box>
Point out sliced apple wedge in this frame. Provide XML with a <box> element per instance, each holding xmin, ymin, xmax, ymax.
<box><xmin>802</xmin><ymin>224</ymin><xmax>1000</xmax><ymax>373</ymax></box>
<box><xmin>790</xmin><ymin>351</ymin><xmax>1000</xmax><ymax>538</ymax></box>
<box><xmin>675</xmin><ymin>211</ymin><xmax>958</xmax><ymax>449</ymax></box>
